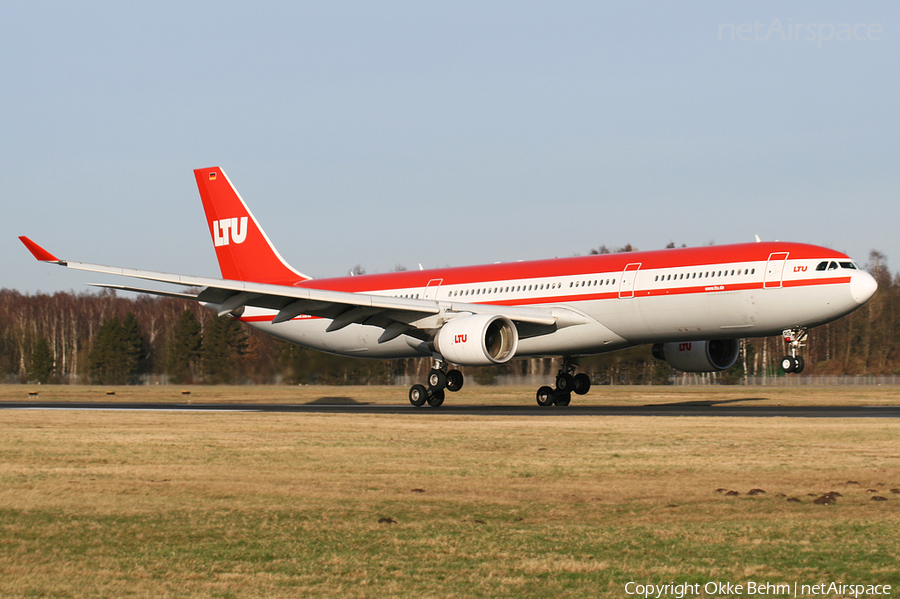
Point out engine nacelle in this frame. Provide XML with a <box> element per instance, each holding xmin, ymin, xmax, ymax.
<box><xmin>434</xmin><ymin>314</ymin><xmax>518</xmax><ymax>366</ymax></box>
<box><xmin>651</xmin><ymin>339</ymin><xmax>739</xmax><ymax>372</ymax></box>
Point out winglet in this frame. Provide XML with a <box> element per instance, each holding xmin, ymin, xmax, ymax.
<box><xmin>19</xmin><ymin>236</ymin><xmax>63</xmax><ymax>263</ymax></box>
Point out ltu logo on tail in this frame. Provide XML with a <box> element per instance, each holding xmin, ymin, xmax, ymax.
<box><xmin>213</xmin><ymin>217</ymin><xmax>248</xmax><ymax>246</ymax></box>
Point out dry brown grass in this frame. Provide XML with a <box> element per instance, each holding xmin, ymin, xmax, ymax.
<box><xmin>1</xmin><ymin>386</ymin><xmax>899</xmax><ymax>597</ymax></box>
<box><xmin>6</xmin><ymin>382</ymin><xmax>900</xmax><ymax>406</ymax></box>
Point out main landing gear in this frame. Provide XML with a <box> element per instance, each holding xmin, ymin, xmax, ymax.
<box><xmin>780</xmin><ymin>328</ymin><xmax>808</xmax><ymax>374</ymax></box>
<box><xmin>409</xmin><ymin>361</ymin><xmax>464</xmax><ymax>408</ymax></box>
<box><xmin>536</xmin><ymin>358</ymin><xmax>591</xmax><ymax>407</ymax></box>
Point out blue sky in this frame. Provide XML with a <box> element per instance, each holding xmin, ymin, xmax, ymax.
<box><xmin>4</xmin><ymin>1</ymin><xmax>898</xmax><ymax>293</ymax></box>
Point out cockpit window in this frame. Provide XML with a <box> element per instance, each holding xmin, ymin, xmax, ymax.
<box><xmin>840</xmin><ymin>262</ymin><xmax>857</xmax><ymax>270</ymax></box>
<box><xmin>816</xmin><ymin>261</ymin><xmax>828</xmax><ymax>271</ymax></box>
<box><xmin>828</xmin><ymin>262</ymin><xmax>838</xmax><ymax>270</ymax></box>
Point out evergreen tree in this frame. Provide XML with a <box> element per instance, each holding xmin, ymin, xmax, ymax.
<box><xmin>88</xmin><ymin>313</ymin><xmax>146</xmax><ymax>384</ymax></box>
<box><xmin>121</xmin><ymin>312</ymin><xmax>147</xmax><ymax>377</ymax></box>
<box><xmin>29</xmin><ymin>337</ymin><xmax>54</xmax><ymax>384</ymax></box>
<box><xmin>89</xmin><ymin>316</ymin><xmax>121</xmax><ymax>384</ymax></box>
<box><xmin>201</xmin><ymin>315</ymin><xmax>248</xmax><ymax>384</ymax></box>
<box><xmin>168</xmin><ymin>309</ymin><xmax>202</xmax><ymax>384</ymax></box>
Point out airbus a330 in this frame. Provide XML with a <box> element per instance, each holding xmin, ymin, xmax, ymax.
<box><xmin>20</xmin><ymin>167</ymin><xmax>878</xmax><ymax>407</ymax></box>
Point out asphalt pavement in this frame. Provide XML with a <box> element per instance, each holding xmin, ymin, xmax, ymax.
<box><xmin>2</xmin><ymin>401</ymin><xmax>899</xmax><ymax>417</ymax></box>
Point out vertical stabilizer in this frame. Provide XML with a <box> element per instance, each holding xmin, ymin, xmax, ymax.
<box><xmin>193</xmin><ymin>167</ymin><xmax>310</xmax><ymax>284</ymax></box>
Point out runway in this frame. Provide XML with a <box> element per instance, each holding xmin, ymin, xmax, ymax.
<box><xmin>2</xmin><ymin>401</ymin><xmax>900</xmax><ymax>417</ymax></box>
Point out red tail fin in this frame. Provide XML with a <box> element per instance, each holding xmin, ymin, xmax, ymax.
<box><xmin>194</xmin><ymin>167</ymin><xmax>310</xmax><ymax>284</ymax></box>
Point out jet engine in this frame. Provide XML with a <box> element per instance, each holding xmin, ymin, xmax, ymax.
<box><xmin>651</xmin><ymin>339</ymin><xmax>739</xmax><ymax>372</ymax></box>
<box><xmin>433</xmin><ymin>314</ymin><xmax>518</xmax><ymax>366</ymax></box>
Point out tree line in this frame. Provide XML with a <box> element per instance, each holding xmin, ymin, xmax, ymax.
<box><xmin>2</xmin><ymin>250</ymin><xmax>896</xmax><ymax>385</ymax></box>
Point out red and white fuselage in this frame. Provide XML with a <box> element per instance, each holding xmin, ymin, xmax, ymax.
<box><xmin>238</xmin><ymin>242</ymin><xmax>875</xmax><ymax>360</ymax></box>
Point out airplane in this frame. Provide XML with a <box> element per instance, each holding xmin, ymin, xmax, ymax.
<box><xmin>20</xmin><ymin>167</ymin><xmax>878</xmax><ymax>407</ymax></box>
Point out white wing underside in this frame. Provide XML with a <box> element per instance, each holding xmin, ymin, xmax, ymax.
<box><xmin>59</xmin><ymin>260</ymin><xmax>577</xmax><ymax>341</ymax></box>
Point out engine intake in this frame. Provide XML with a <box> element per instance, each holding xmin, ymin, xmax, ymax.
<box><xmin>651</xmin><ymin>339</ymin><xmax>740</xmax><ymax>372</ymax></box>
<box><xmin>434</xmin><ymin>314</ymin><xmax>518</xmax><ymax>366</ymax></box>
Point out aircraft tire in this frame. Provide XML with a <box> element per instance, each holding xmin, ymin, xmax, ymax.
<box><xmin>780</xmin><ymin>356</ymin><xmax>796</xmax><ymax>373</ymax></box>
<box><xmin>446</xmin><ymin>369</ymin><xmax>464</xmax><ymax>392</ymax></box>
<box><xmin>427</xmin><ymin>389</ymin><xmax>445</xmax><ymax>407</ymax></box>
<box><xmin>573</xmin><ymin>373</ymin><xmax>591</xmax><ymax>395</ymax></box>
<box><xmin>554</xmin><ymin>392</ymin><xmax>571</xmax><ymax>407</ymax></box>
<box><xmin>794</xmin><ymin>356</ymin><xmax>805</xmax><ymax>374</ymax></box>
<box><xmin>536</xmin><ymin>386</ymin><xmax>555</xmax><ymax>407</ymax></box>
<box><xmin>428</xmin><ymin>369</ymin><xmax>448</xmax><ymax>390</ymax></box>
<box><xmin>409</xmin><ymin>384</ymin><xmax>428</xmax><ymax>407</ymax></box>
<box><xmin>556</xmin><ymin>373</ymin><xmax>575</xmax><ymax>393</ymax></box>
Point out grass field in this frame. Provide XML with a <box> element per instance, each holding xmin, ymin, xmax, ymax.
<box><xmin>1</xmin><ymin>385</ymin><xmax>899</xmax><ymax>598</ymax></box>
<box><xmin>6</xmin><ymin>382</ymin><xmax>900</xmax><ymax>406</ymax></box>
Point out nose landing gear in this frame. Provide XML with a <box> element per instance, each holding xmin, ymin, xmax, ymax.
<box><xmin>780</xmin><ymin>328</ymin><xmax>808</xmax><ymax>374</ymax></box>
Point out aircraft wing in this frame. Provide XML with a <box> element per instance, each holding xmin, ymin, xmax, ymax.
<box><xmin>19</xmin><ymin>238</ymin><xmax>559</xmax><ymax>340</ymax></box>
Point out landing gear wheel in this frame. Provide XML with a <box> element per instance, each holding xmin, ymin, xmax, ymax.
<box><xmin>573</xmin><ymin>373</ymin><xmax>591</xmax><ymax>395</ymax></box>
<box><xmin>409</xmin><ymin>384</ymin><xmax>428</xmax><ymax>407</ymax></box>
<box><xmin>556</xmin><ymin>373</ymin><xmax>575</xmax><ymax>393</ymax></box>
<box><xmin>781</xmin><ymin>328</ymin><xmax>809</xmax><ymax>375</ymax></box>
<box><xmin>780</xmin><ymin>356</ymin><xmax>797</xmax><ymax>374</ymax></box>
<box><xmin>428</xmin><ymin>369</ymin><xmax>448</xmax><ymax>390</ymax></box>
<box><xmin>554</xmin><ymin>392</ymin><xmax>571</xmax><ymax>407</ymax></box>
<box><xmin>427</xmin><ymin>389</ymin><xmax>445</xmax><ymax>408</ymax></box>
<box><xmin>446</xmin><ymin>369</ymin><xmax>464</xmax><ymax>392</ymax></box>
<box><xmin>536</xmin><ymin>386</ymin><xmax>555</xmax><ymax>407</ymax></box>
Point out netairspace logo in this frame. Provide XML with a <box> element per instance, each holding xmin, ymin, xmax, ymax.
<box><xmin>624</xmin><ymin>580</ymin><xmax>892</xmax><ymax>598</ymax></box>
<box><xmin>718</xmin><ymin>18</ymin><xmax>883</xmax><ymax>47</ymax></box>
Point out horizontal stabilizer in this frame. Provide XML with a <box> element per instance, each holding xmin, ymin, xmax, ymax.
<box><xmin>88</xmin><ymin>283</ymin><xmax>201</xmax><ymax>300</ymax></box>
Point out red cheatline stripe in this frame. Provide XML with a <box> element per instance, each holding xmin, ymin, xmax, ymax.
<box><xmin>234</xmin><ymin>277</ymin><xmax>850</xmax><ymax>322</ymax></box>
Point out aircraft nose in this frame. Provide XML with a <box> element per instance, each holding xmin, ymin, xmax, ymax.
<box><xmin>851</xmin><ymin>270</ymin><xmax>878</xmax><ymax>304</ymax></box>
